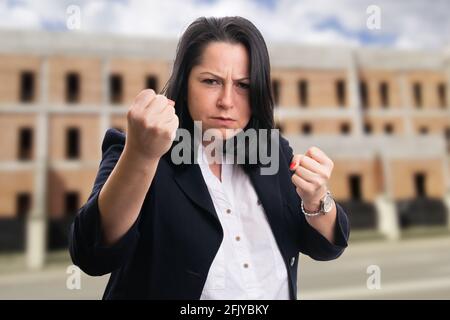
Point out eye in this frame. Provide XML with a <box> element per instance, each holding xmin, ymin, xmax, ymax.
<box><xmin>202</xmin><ymin>78</ymin><xmax>220</xmax><ymax>85</ymax></box>
<box><xmin>237</xmin><ymin>82</ymin><xmax>250</xmax><ymax>90</ymax></box>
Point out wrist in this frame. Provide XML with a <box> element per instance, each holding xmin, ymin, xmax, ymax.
<box><xmin>301</xmin><ymin>190</ymin><xmax>334</xmax><ymax>217</ymax></box>
<box><xmin>124</xmin><ymin>144</ymin><xmax>160</xmax><ymax>162</ymax></box>
<box><xmin>123</xmin><ymin>145</ymin><xmax>160</xmax><ymax>169</ymax></box>
<box><xmin>303</xmin><ymin>202</ymin><xmax>320</xmax><ymax>213</ymax></box>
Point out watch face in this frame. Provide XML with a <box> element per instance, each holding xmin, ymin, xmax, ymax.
<box><xmin>323</xmin><ymin>195</ymin><xmax>333</xmax><ymax>212</ymax></box>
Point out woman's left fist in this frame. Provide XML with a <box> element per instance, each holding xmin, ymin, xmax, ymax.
<box><xmin>289</xmin><ymin>146</ymin><xmax>334</xmax><ymax>212</ymax></box>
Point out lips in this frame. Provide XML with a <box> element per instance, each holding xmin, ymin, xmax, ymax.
<box><xmin>211</xmin><ymin>116</ymin><xmax>235</xmax><ymax>121</ymax></box>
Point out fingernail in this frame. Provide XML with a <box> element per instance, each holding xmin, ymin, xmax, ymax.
<box><xmin>289</xmin><ymin>161</ymin><xmax>296</xmax><ymax>170</ymax></box>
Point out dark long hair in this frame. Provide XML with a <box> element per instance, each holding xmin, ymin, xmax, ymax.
<box><xmin>161</xmin><ymin>16</ymin><xmax>276</xmax><ymax>168</ymax></box>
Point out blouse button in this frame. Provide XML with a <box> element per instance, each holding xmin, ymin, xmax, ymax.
<box><xmin>243</xmin><ymin>263</ymin><xmax>249</xmax><ymax>268</ymax></box>
<box><xmin>235</xmin><ymin>236</ymin><xmax>241</xmax><ymax>241</ymax></box>
<box><xmin>226</xmin><ymin>209</ymin><xmax>231</xmax><ymax>214</ymax></box>
<box><xmin>257</xmin><ymin>199</ymin><xmax>261</xmax><ymax>206</ymax></box>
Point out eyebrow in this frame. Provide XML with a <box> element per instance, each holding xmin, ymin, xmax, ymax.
<box><xmin>199</xmin><ymin>71</ymin><xmax>249</xmax><ymax>81</ymax></box>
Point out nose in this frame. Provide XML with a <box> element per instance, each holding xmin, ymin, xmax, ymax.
<box><xmin>217</xmin><ymin>82</ymin><xmax>234</xmax><ymax>109</ymax></box>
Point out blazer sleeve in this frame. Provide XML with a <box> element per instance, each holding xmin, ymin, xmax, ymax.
<box><xmin>279</xmin><ymin>136</ymin><xmax>350</xmax><ymax>261</ymax></box>
<box><xmin>69</xmin><ymin>128</ymin><xmax>141</xmax><ymax>276</ymax></box>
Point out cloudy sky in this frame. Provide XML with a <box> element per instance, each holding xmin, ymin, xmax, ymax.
<box><xmin>0</xmin><ymin>0</ymin><xmax>449</xmax><ymax>49</ymax></box>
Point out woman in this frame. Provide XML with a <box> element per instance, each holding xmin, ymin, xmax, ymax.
<box><xmin>69</xmin><ymin>16</ymin><xmax>349</xmax><ymax>300</ymax></box>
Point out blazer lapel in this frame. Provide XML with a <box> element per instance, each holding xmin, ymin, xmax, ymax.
<box><xmin>173</xmin><ymin>163</ymin><xmax>221</xmax><ymax>227</ymax></box>
<box><xmin>172</xmin><ymin>161</ymin><xmax>285</xmax><ymax>238</ymax></box>
<box><xmin>247</xmin><ymin>166</ymin><xmax>286</xmax><ymax>250</ymax></box>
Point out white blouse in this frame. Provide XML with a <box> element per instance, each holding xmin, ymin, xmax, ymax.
<box><xmin>197</xmin><ymin>142</ymin><xmax>290</xmax><ymax>300</ymax></box>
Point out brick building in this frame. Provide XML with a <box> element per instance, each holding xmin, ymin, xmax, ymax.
<box><xmin>0</xmin><ymin>30</ymin><xmax>449</xmax><ymax>265</ymax></box>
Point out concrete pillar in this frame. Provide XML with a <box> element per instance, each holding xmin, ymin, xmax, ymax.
<box><xmin>444</xmin><ymin>193</ymin><xmax>450</xmax><ymax>230</ymax></box>
<box><xmin>100</xmin><ymin>57</ymin><xmax>111</xmax><ymax>139</ymax></box>
<box><xmin>375</xmin><ymin>194</ymin><xmax>400</xmax><ymax>241</ymax></box>
<box><xmin>347</xmin><ymin>51</ymin><xmax>364</xmax><ymax>137</ymax></box>
<box><xmin>441</xmin><ymin>150</ymin><xmax>450</xmax><ymax>230</ymax></box>
<box><xmin>374</xmin><ymin>150</ymin><xmax>400</xmax><ymax>240</ymax></box>
<box><xmin>445</xmin><ymin>47</ymin><xmax>450</xmax><ymax>109</ymax></box>
<box><xmin>348</xmin><ymin>51</ymin><xmax>399</xmax><ymax>238</ymax></box>
<box><xmin>26</xmin><ymin>56</ymin><xmax>49</xmax><ymax>269</ymax></box>
<box><xmin>398</xmin><ymin>71</ymin><xmax>414</xmax><ymax>136</ymax></box>
<box><xmin>443</xmin><ymin>51</ymin><xmax>450</xmax><ymax>228</ymax></box>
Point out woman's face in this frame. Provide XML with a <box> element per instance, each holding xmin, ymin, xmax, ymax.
<box><xmin>187</xmin><ymin>41</ymin><xmax>252</xmax><ymax>141</ymax></box>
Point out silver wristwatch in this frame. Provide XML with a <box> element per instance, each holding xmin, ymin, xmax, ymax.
<box><xmin>301</xmin><ymin>190</ymin><xmax>334</xmax><ymax>217</ymax></box>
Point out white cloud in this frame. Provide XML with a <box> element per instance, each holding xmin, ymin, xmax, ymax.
<box><xmin>0</xmin><ymin>0</ymin><xmax>448</xmax><ymax>49</ymax></box>
<box><xmin>0</xmin><ymin>1</ymin><xmax>40</xmax><ymax>29</ymax></box>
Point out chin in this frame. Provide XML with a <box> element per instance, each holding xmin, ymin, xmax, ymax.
<box><xmin>202</xmin><ymin>127</ymin><xmax>242</xmax><ymax>142</ymax></box>
<box><xmin>220</xmin><ymin>128</ymin><xmax>239</xmax><ymax>141</ymax></box>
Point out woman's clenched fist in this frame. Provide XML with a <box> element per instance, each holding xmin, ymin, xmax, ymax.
<box><xmin>125</xmin><ymin>89</ymin><xmax>179</xmax><ymax>161</ymax></box>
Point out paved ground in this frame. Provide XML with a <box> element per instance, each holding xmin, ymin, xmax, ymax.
<box><xmin>299</xmin><ymin>233</ymin><xmax>450</xmax><ymax>299</ymax></box>
<box><xmin>1</xmin><ymin>233</ymin><xmax>450</xmax><ymax>299</ymax></box>
<box><xmin>0</xmin><ymin>250</ymin><xmax>108</xmax><ymax>300</ymax></box>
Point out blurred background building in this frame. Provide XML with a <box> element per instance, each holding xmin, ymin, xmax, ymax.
<box><xmin>1</xmin><ymin>0</ymin><xmax>450</xmax><ymax>300</ymax></box>
<box><xmin>0</xmin><ymin>29</ymin><xmax>449</xmax><ymax>269</ymax></box>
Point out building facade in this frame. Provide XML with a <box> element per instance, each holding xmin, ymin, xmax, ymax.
<box><xmin>0</xmin><ymin>30</ymin><xmax>449</xmax><ymax>262</ymax></box>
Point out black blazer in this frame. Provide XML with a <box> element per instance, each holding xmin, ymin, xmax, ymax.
<box><xmin>69</xmin><ymin>128</ymin><xmax>350</xmax><ymax>300</ymax></box>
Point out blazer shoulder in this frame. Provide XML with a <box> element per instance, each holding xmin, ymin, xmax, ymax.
<box><xmin>279</xmin><ymin>135</ymin><xmax>290</xmax><ymax>151</ymax></box>
<box><xmin>102</xmin><ymin>128</ymin><xmax>126</xmax><ymax>154</ymax></box>
<box><xmin>279</xmin><ymin>135</ymin><xmax>293</xmax><ymax>162</ymax></box>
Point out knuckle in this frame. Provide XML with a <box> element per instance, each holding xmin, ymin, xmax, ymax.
<box><xmin>319</xmin><ymin>169</ymin><xmax>330</xmax><ymax>180</ymax></box>
<box><xmin>142</xmin><ymin>117</ymin><xmax>153</xmax><ymax>129</ymax></box>
<box><xmin>134</xmin><ymin>89</ymin><xmax>156</xmax><ymax>107</ymax></box>
<box><xmin>149</xmin><ymin>125</ymin><xmax>162</xmax><ymax>136</ymax></box>
<box><xmin>136</xmin><ymin>89</ymin><xmax>153</xmax><ymax>100</ymax></box>
<box><xmin>313</xmin><ymin>178</ymin><xmax>321</xmax><ymax>187</ymax></box>
<box><xmin>142</xmin><ymin>88</ymin><xmax>155</xmax><ymax>97</ymax></box>
<box><xmin>291</xmin><ymin>175</ymin><xmax>296</xmax><ymax>184</ymax></box>
<box><xmin>126</xmin><ymin>108</ymin><xmax>134</xmax><ymax>120</ymax></box>
<box><xmin>142</xmin><ymin>114</ymin><xmax>155</xmax><ymax>127</ymax></box>
<box><xmin>165</xmin><ymin>106</ymin><xmax>175</xmax><ymax>117</ymax></box>
<box><xmin>154</xmin><ymin>125</ymin><xmax>170</xmax><ymax>138</ymax></box>
<box><xmin>329</xmin><ymin>160</ymin><xmax>334</xmax><ymax>169</ymax></box>
<box><xmin>127</xmin><ymin>108</ymin><xmax>141</xmax><ymax>122</ymax></box>
<box><xmin>155</xmin><ymin>94</ymin><xmax>168</xmax><ymax>104</ymax></box>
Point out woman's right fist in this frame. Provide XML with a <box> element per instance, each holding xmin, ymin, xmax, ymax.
<box><xmin>125</xmin><ymin>89</ymin><xmax>179</xmax><ymax>161</ymax></box>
